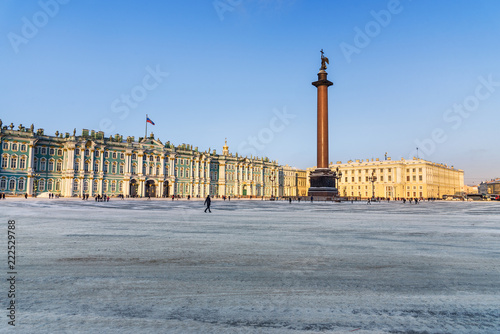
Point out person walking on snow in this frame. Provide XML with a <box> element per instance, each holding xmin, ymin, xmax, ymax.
<box><xmin>204</xmin><ymin>195</ymin><xmax>212</xmax><ymax>213</ymax></box>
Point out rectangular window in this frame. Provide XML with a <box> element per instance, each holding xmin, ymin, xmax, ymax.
<box><xmin>120</xmin><ymin>165</ymin><xmax>124</xmax><ymax>174</ymax></box>
<box><xmin>388</xmin><ymin>175</ymin><xmax>392</xmax><ymax>181</ymax></box>
<box><xmin>104</xmin><ymin>164</ymin><xmax>108</xmax><ymax>173</ymax></box>
<box><xmin>56</xmin><ymin>161</ymin><xmax>62</xmax><ymax>172</ymax></box>
<box><xmin>407</xmin><ymin>176</ymin><xmax>410</xmax><ymax>181</ymax></box>
<box><xmin>10</xmin><ymin>157</ymin><xmax>17</xmax><ymax>169</ymax></box>
<box><xmin>1</xmin><ymin>157</ymin><xmax>7</xmax><ymax>168</ymax></box>
<box><xmin>2</xmin><ymin>143</ymin><xmax>8</xmax><ymax>150</ymax></box>
<box><xmin>413</xmin><ymin>176</ymin><xmax>416</xmax><ymax>181</ymax></box>
<box><xmin>0</xmin><ymin>179</ymin><xmax>6</xmax><ymax>189</ymax></box>
<box><xmin>380</xmin><ymin>176</ymin><xmax>384</xmax><ymax>182</ymax></box>
<box><xmin>12</xmin><ymin>144</ymin><xmax>18</xmax><ymax>151</ymax></box>
<box><xmin>419</xmin><ymin>175</ymin><xmax>423</xmax><ymax>181</ymax></box>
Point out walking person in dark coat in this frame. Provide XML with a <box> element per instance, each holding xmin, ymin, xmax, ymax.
<box><xmin>204</xmin><ymin>195</ymin><xmax>211</xmax><ymax>213</ymax></box>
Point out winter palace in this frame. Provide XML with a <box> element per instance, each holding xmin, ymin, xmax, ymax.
<box><xmin>0</xmin><ymin>121</ymin><xmax>308</xmax><ymax>198</ymax></box>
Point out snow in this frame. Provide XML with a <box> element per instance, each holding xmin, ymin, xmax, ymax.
<box><xmin>2</xmin><ymin>199</ymin><xmax>499</xmax><ymax>333</ymax></box>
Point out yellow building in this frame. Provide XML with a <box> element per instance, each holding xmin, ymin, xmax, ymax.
<box><xmin>308</xmin><ymin>156</ymin><xmax>464</xmax><ymax>200</ymax></box>
<box><xmin>278</xmin><ymin>165</ymin><xmax>308</xmax><ymax>198</ymax></box>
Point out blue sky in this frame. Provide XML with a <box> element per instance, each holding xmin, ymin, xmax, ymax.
<box><xmin>1</xmin><ymin>0</ymin><xmax>499</xmax><ymax>184</ymax></box>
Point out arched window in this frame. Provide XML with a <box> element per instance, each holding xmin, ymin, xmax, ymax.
<box><xmin>95</xmin><ymin>151</ymin><xmax>100</xmax><ymax>158</ymax></box>
<box><xmin>21</xmin><ymin>144</ymin><xmax>27</xmax><ymax>151</ymax></box>
<box><xmin>73</xmin><ymin>179</ymin><xmax>79</xmax><ymax>191</ymax></box>
<box><xmin>83</xmin><ymin>180</ymin><xmax>89</xmax><ymax>192</ymax></box>
<box><xmin>119</xmin><ymin>164</ymin><xmax>124</xmax><ymax>174</ymax></box>
<box><xmin>119</xmin><ymin>181</ymin><xmax>123</xmax><ymax>192</ymax></box>
<box><xmin>48</xmin><ymin>160</ymin><xmax>54</xmax><ymax>171</ymax></box>
<box><xmin>55</xmin><ymin>180</ymin><xmax>61</xmax><ymax>191</ymax></box>
<box><xmin>56</xmin><ymin>160</ymin><xmax>62</xmax><ymax>172</ymax></box>
<box><xmin>94</xmin><ymin>161</ymin><xmax>99</xmax><ymax>172</ymax></box>
<box><xmin>12</xmin><ymin>143</ymin><xmax>18</xmax><ymax>151</ymax></box>
<box><xmin>112</xmin><ymin>152</ymin><xmax>117</xmax><ymax>159</ymax></box>
<box><xmin>47</xmin><ymin>179</ymin><xmax>53</xmax><ymax>191</ymax></box>
<box><xmin>2</xmin><ymin>143</ymin><xmax>8</xmax><ymax>150</ymax></box>
<box><xmin>18</xmin><ymin>178</ymin><xmax>25</xmax><ymax>191</ymax></box>
<box><xmin>180</xmin><ymin>167</ymin><xmax>184</xmax><ymax>178</ymax></box>
<box><xmin>111</xmin><ymin>181</ymin><xmax>116</xmax><ymax>192</ymax></box>
<box><xmin>143</xmin><ymin>164</ymin><xmax>147</xmax><ymax>174</ymax></box>
<box><xmin>1</xmin><ymin>155</ymin><xmax>8</xmax><ymax>169</ymax></box>
<box><xmin>156</xmin><ymin>166</ymin><xmax>160</xmax><ymax>175</ymax></box>
<box><xmin>149</xmin><ymin>155</ymin><xmax>153</xmax><ymax>161</ymax></box>
<box><xmin>74</xmin><ymin>159</ymin><xmax>79</xmax><ymax>172</ymax></box>
<box><xmin>49</xmin><ymin>148</ymin><xmax>55</xmax><ymax>155</ymax></box>
<box><xmin>75</xmin><ymin>148</ymin><xmax>80</xmax><ymax>155</ymax></box>
<box><xmin>9</xmin><ymin>179</ymin><xmax>16</xmax><ymax>190</ymax></box>
<box><xmin>104</xmin><ymin>162</ymin><xmax>109</xmax><ymax>173</ymax></box>
<box><xmin>132</xmin><ymin>163</ymin><xmax>137</xmax><ymax>174</ymax></box>
<box><xmin>149</xmin><ymin>164</ymin><xmax>153</xmax><ymax>175</ymax></box>
<box><xmin>10</xmin><ymin>156</ymin><xmax>17</xmax><ymax>169</ymax></box>
<box><xmin>132</xmin><ymin>153</ymin><xmax>136</xmax><ymax>160</ymax></box>
<box><xmin>93</xmin><ymin>180</ymin><xmax>98</xmax><ymax>192</ymax></box>
<box><xmin>39</xmin><ymin>179</ymin><xmax>46</xmax><ymax>191</ymax></box>
<box><xmin>112</xmin><ymin>163</ymin><xmax>117</xmax><ymax>174</ymax></box>
<box><xmin>0</xmin><ymin>178</ymin><xmax>6</xmax><ymax>189</ymax></box>
<box><xmin>57</xmin><ymin>149</ymin><xmax>62</xmax><ymax>156</ymax></box>
<box><xmin>85</xmin><ymin>149</ymin><xmax>89</xmax><ymax>156</ymax></box>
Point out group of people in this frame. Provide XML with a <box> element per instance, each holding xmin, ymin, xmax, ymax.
<box><xmin>0</xmin><ymin>193</ymin><xmax>6</xmax><ymax>199</ymax></box>
<box><xmin>94</xmin><ymin>194</ymin><xmax>110</xmax><ymax>202</ymax></box>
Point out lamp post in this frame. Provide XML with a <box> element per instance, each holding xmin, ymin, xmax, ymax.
<box><xmin>32</xmin><ymin>173</ymin><xmax>41</xmax><ymax>197</ymax></box>
<box><xmin>333</xmin><ymin>167</ymin><xmax>342</xmax><ymax>196</ymax></box>
<box><xmin>368</xmin><ymin>171</ymin><xmax>377</xmax><ymax>199</ymax></box>
<box><xmin>269</xmin><ymin>170</ymin><xmax>276</xmax><ymax>199</ymax></box>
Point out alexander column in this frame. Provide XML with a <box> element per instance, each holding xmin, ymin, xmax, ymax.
<box><xmin>308</xmin><ymin>50</ymin><xmax>339</xmax><ymax>199</ymax></box>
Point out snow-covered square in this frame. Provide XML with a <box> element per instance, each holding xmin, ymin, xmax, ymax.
<box><xmin>2</xmin><ymin>199</ymin><xmax>499</xmax><ymax>333</ymax></box>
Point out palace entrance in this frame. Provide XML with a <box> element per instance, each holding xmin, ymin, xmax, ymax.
<box><xmin>163</xmin><ymin>181</ymin><xmax>169</xmax><ymax>197</ymax></box>
<box><xmin>129</xmin><ymin>179</ymin><xmax>138</xmax><ymax>197</ymax></box>
<box><xmin>145</xmin><ymin>180</ymin><xmax>156</xmax><ymax>198</ymax></box>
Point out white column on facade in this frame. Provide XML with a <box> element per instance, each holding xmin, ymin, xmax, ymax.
<box><xmin>125</xmin><ymin>153</ymin><xmax>131</xmax><ymax>174</ymax></box>
<box><xmin>138</xmin><ymin>153</ymin><xmax>144</xmax><ymax>176</ymax></box>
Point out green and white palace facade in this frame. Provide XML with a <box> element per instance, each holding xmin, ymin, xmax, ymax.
<box><xmin>0</xmin><ymin>122</ymin><xmax>296</xmax><ymax>198</ymax></box>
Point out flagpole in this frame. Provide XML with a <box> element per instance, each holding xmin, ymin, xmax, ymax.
<box><xmin>145</xmin><ymin>114</ymin><xmax>148</xmax><ymax>140</ymax></box>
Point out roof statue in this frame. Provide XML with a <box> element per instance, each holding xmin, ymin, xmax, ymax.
<box><xmin>320</xmin><ymin>49</ymin><xmax>329</xmax><ymax>70</ymax></box>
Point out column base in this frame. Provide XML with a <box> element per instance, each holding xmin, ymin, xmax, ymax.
<box><xmin>308</xmin><ymin>168</ymin><xmax>338</xmax><ymax>199</ymax></box>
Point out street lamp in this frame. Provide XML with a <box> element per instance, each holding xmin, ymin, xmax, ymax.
<box><xmin>368</xmin><ymin>171</ymin><xmax>377</xmax><ymax>199</ymax></box>
<box><xmin>333</xmin><ymin>167</ymin><xmax>342</xmax><ymax>194</ymax></box>
<box><xmin>32</xmin><ymin>173</ymin><xmax>41</xmax><ymax>197</ymax></box>
<box><xmin>269</xmin><ymin>170</ymin><xmax>276</xmax><ymax>199</ymax></box>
